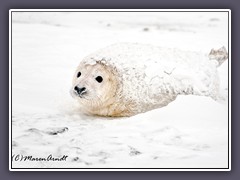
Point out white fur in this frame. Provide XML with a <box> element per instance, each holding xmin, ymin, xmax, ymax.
<box><xmin>71</xmin><ymin>43</ymin><xmax>227</xmax><ymax>117</ymax></box>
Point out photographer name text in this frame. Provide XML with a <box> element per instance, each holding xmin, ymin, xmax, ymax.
<box><xmin>12</xmin><ymin>154</ymin><xmax>68</xmax><ymax>162</ymax></box>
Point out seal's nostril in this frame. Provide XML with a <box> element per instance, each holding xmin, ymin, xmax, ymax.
<box><xmin>74</xmin><ymin>86</ymin><xmax>79</xmax><ymax>91</ymax></box>
<box><xmin>74</xmin><ymin>86</ymin><xmax>86</xmax><ymax>94</ymax></box>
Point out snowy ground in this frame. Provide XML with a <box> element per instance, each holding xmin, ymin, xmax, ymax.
<box><xmin>11</xmin><ymin>11</ymin><xmax>229</xmax><ymax>169</ymax></box>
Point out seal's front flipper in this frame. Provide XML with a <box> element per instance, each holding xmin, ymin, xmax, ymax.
<box><xmin>208</xmin><ymin>46</ymin><xmax>228</xmax><ymax>67</ymax></box>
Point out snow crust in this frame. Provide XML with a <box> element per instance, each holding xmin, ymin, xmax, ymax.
<box><xmin>11</xmin><ymin>12</ymin><xmax>229</xmax><ymax>169</ymax></box>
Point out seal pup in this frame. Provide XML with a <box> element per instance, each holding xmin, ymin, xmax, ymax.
<box><xmin>70</xmin><ymin>43</ymin><xmax>228</xmax><ymax>117</ymax></box>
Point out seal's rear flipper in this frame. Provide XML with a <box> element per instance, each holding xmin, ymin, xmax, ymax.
<box><xmin>208</xmin><ymin>46</ymin><xmax>228</xmax><ymax>67</ymax></box>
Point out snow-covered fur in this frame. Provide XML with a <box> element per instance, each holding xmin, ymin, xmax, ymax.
<box><xmin>72</xmin><ymin>43</ymin><xmax>228</xmax><ymax>117</ymax></box>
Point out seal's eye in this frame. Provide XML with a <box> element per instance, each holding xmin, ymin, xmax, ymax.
<box><xmin>95</xmin><ymin>76</ymin><xmax>103</xmax><ymax>83</ymax></box>
<box><xmin>77</xmin><ymin>72</ymin><xmax>81</xmax><ymax>78</ymax></box>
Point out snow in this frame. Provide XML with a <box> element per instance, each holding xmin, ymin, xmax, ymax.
<box><xmin>11</xmin><ymin>11</ymin><xmax>229</xmax><ymax>169</ymax></box>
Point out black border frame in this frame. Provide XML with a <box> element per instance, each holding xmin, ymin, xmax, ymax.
<box><xmin>9</xmin><ymin>9</ymin><xmax>231</xmax><ymax>171</ymax></box>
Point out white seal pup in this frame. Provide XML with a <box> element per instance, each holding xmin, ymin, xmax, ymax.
<box><xmin>70</xmin><ymin>43</ymin><xmax>228</xmax><ymax>117</ymax></box>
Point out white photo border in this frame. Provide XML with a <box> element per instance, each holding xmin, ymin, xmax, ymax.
<box><xmin>9</xmin><ymin>9</ymin><xmax>231</xmax><ymax>171</ymax></box>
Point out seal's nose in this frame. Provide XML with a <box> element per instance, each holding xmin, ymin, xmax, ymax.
<box><xmin>74</xmin><ymin>86</ymin><xmax>86</xmax><ymax>95</ymax></box>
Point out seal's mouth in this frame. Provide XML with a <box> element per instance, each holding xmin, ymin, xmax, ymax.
<box><xmin>70</xmin><ymin>88</ymin><xmax>87</xmax><ymax>99</ymax></box>
<box><xmin>78</xmin><ymin>91</ymin><xmax>87</xmax><ymax>98</ymax></box>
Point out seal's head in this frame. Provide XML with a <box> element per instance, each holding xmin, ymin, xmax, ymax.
<box><xmin>71</xmin><ymin>60</ymin><xmax>119</xmax><ymax>115</ymax></box>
